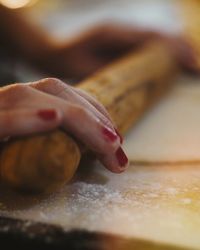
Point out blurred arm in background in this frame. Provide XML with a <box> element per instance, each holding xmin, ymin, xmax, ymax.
<box><xmin>0</xmin><ymin>4</ymin><xmax>197</xmax><ymax>80</ymax></box>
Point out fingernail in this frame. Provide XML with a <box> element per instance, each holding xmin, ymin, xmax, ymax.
<box><xmin>116</xmin><ymin>147</ymin><xmax>128</xmax><ymax>167</ymax></box>
<box><xmin>102</xmin><ymin>126</ymin><xmax>118</xmax><ymax>142</ymax></box>
<box><xmin>37</xmin><ymin>109</ymin><xmax>57</xmax><ymax>121</ymax></box>
<box><xmin>114</xmin><ymin>128</ymin><xmax>123</xmax><ymax>144</ymax></box>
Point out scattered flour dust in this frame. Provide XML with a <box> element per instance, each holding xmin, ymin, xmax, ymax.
<box><xmin>2</xmin><ymin>80</ymin><xmax>200</xmax><ymax>248</ymax></box>
<box><xmin>1</xmin><ymin>165</ymin><xmax>200</xmax><ymax>249</ymax></box>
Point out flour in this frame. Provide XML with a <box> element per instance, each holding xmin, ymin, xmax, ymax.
<box><xmin>1</xmin><ymin>79</ymin><xmax>200</xmax><ymax>249</ymax></box>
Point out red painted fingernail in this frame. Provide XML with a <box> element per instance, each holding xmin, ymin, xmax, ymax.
<box><xmin>115</xmin><ymin>128</ymin><xmax>123</xmax><ymax>144</ymax></box>
<box><xmin>37</xmin><ymin>110</ymin><xmax>57</xmax><ymax>121</ymax></box>
<box><xmin>116</xmin><ymin>147</ymin><xmax>128</xmax><ymax>167</ymax></box>
<box><xmin>102</xmin><ymin>127</ymin><xmax>118</xmax><ymax>142</ymax></box>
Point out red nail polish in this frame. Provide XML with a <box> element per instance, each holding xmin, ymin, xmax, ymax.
<box><xmin>102</xmin><ymin>127</ymin><xmax>118</xmax><ymax>142</ymax></box>
<box><xmin>37</xmin><ymin>110</ymin><xmax>57</xmax><ymax>121</ymax></box>
<box><xmin>114</xmin><ymin>128</ymin><xmax>123</xmax><ymax>144</ymax></box>
<box><xmin>116</xmin><ymin>147</ymin><xmax>128</xmax><ymax>167</ymax></box>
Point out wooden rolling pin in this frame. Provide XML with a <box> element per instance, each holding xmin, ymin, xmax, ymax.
<box><xmin>178</xmin><ymin>0</ymin><xmax>200</xmax><ymax>72</ymax></box>
<box><xmin>0</xmin><ymin>40</ymin><xmax>177</xmax><ymax>193</ymax></box>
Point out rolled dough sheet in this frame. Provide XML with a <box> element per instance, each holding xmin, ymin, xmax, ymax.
<box><xmin>1</xmin><ymin>76</ymin><xmax>200</xmax><ymax>249</ymax></box>
<box><xmin>124</xmin><ymin>76</ymin><xmax>200</xmax><ymax>163</ymax></box>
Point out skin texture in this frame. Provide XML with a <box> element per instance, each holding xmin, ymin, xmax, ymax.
<box><xmin>0</xmin><ymin>78</ymin><xmax>127</xmax><ymax>173</ymax></box>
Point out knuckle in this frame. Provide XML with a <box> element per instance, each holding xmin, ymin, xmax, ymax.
<box><xmin>0</xmin><ymin>84</ymin><xmax>31</xmax><ymax>107</ymax></box>
<box><xmin>37</xmin><ymin>78</ymin><xmax>70</xmax><ymax>95</ymax></box>
<box><xmin>9</xmin><ymin>83</ymin><xmax>30</xmax><ymax>94</ymax></box>
<box><xmin>41</xmin><ymin>77</ymin><xmax>60</xmax><ymax>84</ymax></box>
<box><xmin>40</xmin><ymin>78</ymin><xmax>63</xmax><ymax>88</ymax></box>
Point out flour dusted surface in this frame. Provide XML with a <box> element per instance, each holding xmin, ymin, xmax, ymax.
<box><xmin>1</xmin><ymin>77</ymin><xmax>200</xmax><ymax>249</ymax></box>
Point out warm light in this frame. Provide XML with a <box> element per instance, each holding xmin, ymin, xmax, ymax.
<box><xmin>0</xmin><ymin>0</ymin><xmax>36</xmax><ymax>9</ymax></box>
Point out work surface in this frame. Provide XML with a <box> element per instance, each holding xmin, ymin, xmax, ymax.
<box><xmin>0</xmin><ymin>1</ymin><xmax>199</xmax><ymax>249</ymax></box>
<box><xmin>1</xmin><ymin>76</ymin><xmax>200</xmax><ymax>250</ymax></box>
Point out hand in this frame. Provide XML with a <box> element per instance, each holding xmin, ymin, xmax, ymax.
<box><xmin>167</xmin><ymin>36</ymin><xmax>199</xmax><ymax>73</ymax></box>
<box><xmin>42</xmin><ymin>24</ymin><xmax>158</xmax><ymax>79</ymax></box>
<box><xmin>41</xmin><ymin>24</ymin><xmax>199</xmax><ymax>79</ymax></box>
<box><xmin>0</xmin><ymin>78</ymin><xmax>128</xmax><ymax>173</ymax></box>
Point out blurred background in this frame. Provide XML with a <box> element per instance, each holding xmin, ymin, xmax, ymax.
<box><xmin>2</xmin><ymin>0</ymin><xmax>181</xmax><ymax>39</ymax></box>
<box><xmin>0</xmin><ymin>0</ymin><xmax>198</xmax><ymax>83</ymax></box>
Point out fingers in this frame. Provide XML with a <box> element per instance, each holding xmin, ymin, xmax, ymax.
<box><xmin>153</xmin><ymin>35</ymin><xmax>199</xmax><ymax>73</ymax></box>
<box><xmin>81</xmin><ymin>24</ymin><xmax>160</xmax><ymax>59</ymax></box>
<box><xmin>74</xmin><ymin>87</ymin><xmax>123</xmax><ymax>143</ymax></box>
<box><xmin>65</xmin><ymin>87</ymin><xmax>115</xmax><ymax>130</ymax></box>
<box><xmin>0</xmin><ymin>108</ymin><xmax>62</xmax><ymax>139</ymax></box>
<box><xmin>45</xmin><ymin>24</ymin><xmax>160</xmax><ymax>79</ymax></box>
<box><xmin>60</xmin><ymin>104</ymin><xmax>127</xmax><ymax>172</ymax></box>
<box><xmin>73</xmin><ymin>88</ymin><xmax>112</xmax><ymax>121</ymax></box>
<box><xmin>99</xmin><ymin>147</ymin><xmax>128</xmax><ymax>173</ymax></box>
<box><xmin>29</xmin><ymin>78</ymin><xmax>128</xmax><ymax>172</ymax></box>
<box><xmin>74</xmin><ymin>23</ymin><xmax>159</xmax><ymax>50</ymax></box>
<box><xmin>30</xmin><ymin>78</ymin><xmax>115</xmax><ymax>130</ymax></box>
<box><xmin>170</xmin><ymin>37</ymin><xmax>199</xmax><ymax>73</ymax></box>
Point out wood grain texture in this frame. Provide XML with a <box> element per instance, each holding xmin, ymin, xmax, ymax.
<box><xmin>0</xmin><ymin>40</ymin><xmax>177</xmax><ymax>193</ymax></box>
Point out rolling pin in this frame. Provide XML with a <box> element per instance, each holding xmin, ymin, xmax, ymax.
<box><xmin>0</xmin><ymin>40</ymin><xmax>178</xmax><ymax>193</ymax></box>
<box><xmin>178</xmin><ymin>0</ymin><xmax>200</xmax><ymax>72</ymax></box>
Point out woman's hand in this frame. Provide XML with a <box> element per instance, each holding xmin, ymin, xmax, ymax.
<box><xmin>41</xmin><ymin>24</ymin><xmax>159</xmax><ymax>79</ymax></box>
<box><xmin>0</xmin><ymin>78</ymin><xmax>128</xmax><ymax>173</ymax></box>
<box><xmin>39</xmin><ymin>24</ymin><xmax>199</xmax><ymax>79</ymax></box>
<box><xmin>0</xmin><ymin>3</ymin><xmax>197</xmax><ymax>80</ymax></box>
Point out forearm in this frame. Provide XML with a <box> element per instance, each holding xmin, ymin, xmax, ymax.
<box><xmin>0</xmin><ymin>4</ymin><xmax>55</xmax><ymax>63</ymax></box>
